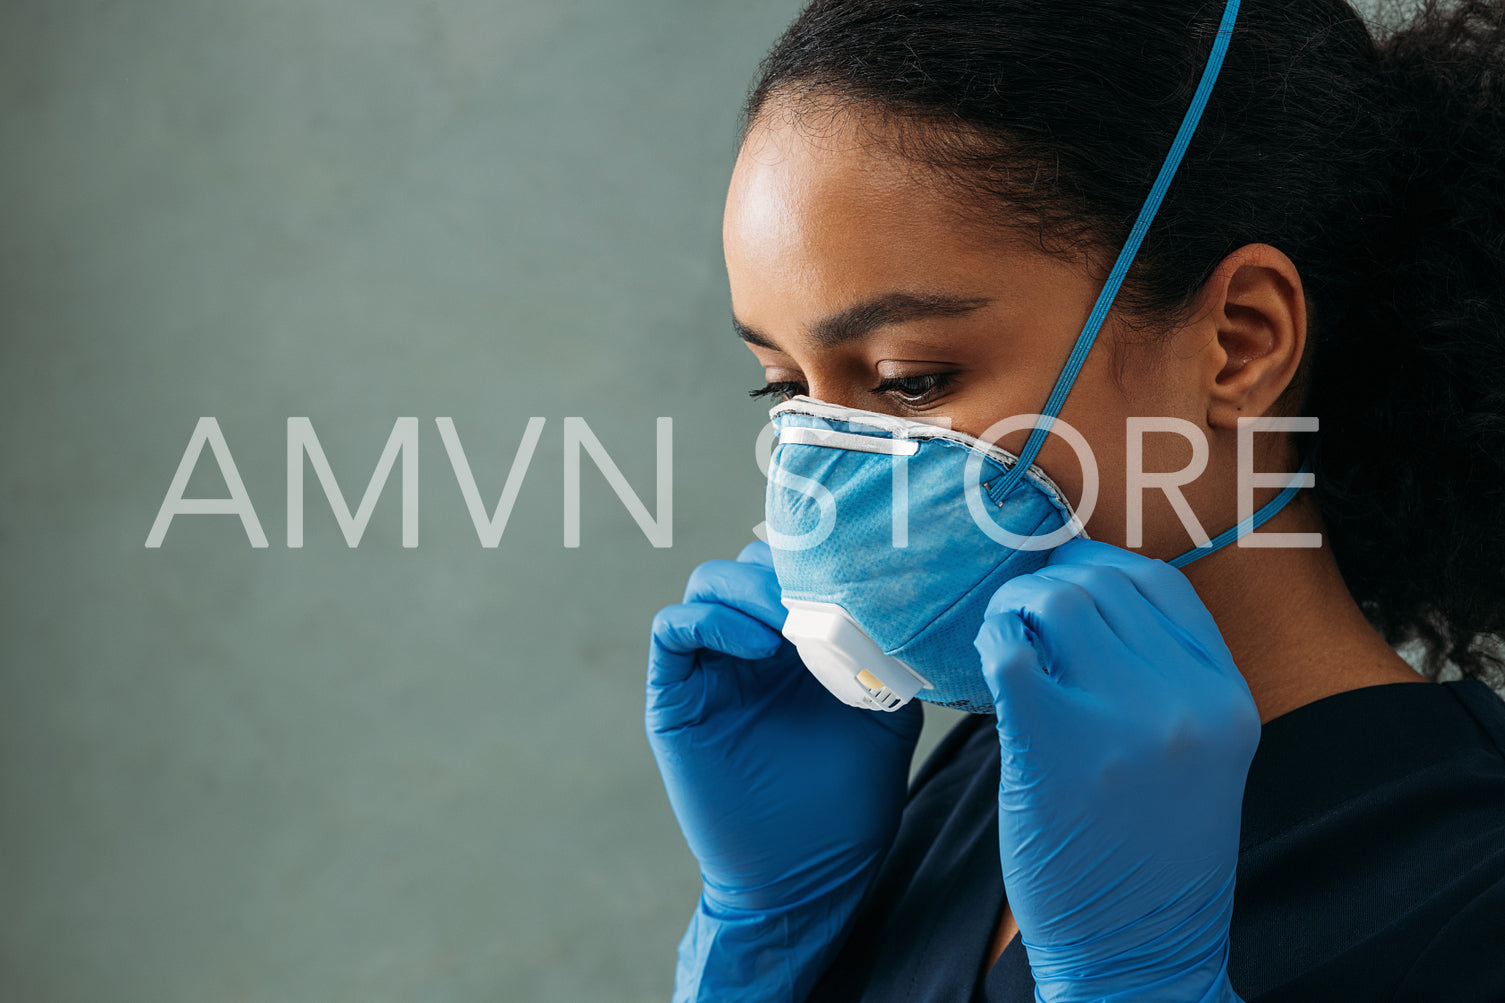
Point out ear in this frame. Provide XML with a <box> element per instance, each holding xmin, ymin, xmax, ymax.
<box><xmin>1199</xmin><ymin>244</ymin><xmax>1307</xmax><ymax>430</ymax></box>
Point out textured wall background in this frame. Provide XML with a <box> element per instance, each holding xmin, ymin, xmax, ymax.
<box><xmin>1</xmin><ymin>2</ymin><xmax>851</xmax><ymax>1000</ymax></box>
<box><xmin>1</xmin><ymin>1</ymin><xmax>1395</xmax><ymax>1000</ymax></box>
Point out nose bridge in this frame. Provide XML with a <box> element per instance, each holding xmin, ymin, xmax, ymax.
<box><xmin>771</xmin><ymin>394</ymin><xmax>939</xmax><ymax>449</ymax></box>
<box><xmin>792</xmin><ymin>350</ymin><xmax>904</xmax><ymax>415</ymax></box>
<box><xmin>798</xmin><ymin>375</ymin><xmax>873</xmax><ymax>415</ymax></box>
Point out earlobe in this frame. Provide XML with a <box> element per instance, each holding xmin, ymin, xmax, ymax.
<box><xmin>1203</xmin><ymin>244</ymin><xmax>1307</xmax><ymax>430</ymax></box>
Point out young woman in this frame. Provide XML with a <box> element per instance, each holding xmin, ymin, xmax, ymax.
<box><xmin>646</xmin><ymin>1</ymin><xmax>1505</xmax><ymax>999</ymax></box>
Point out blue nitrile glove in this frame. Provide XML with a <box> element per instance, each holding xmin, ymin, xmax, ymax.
<box><xmin>646</xmin><ymin>540</ymin><xmax>924</xmax><ymax>1003</ymax></box>
<box><xmin>974</xmin><ymin>538</ymin><xmax>1258</xmax><ymax>1003</ymax></box>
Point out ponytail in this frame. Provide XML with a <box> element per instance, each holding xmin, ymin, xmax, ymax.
<box><xmin>1312</xmin><ymin>0</ymin><xmax>1505</xmax><ymax>681</ymax></box>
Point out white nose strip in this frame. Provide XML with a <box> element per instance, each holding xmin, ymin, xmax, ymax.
<box><xmin>777</xmin><ymin>425</ymin><xmax>920</xmax><ymax>456</ymax></box>
<box><xmin>780</xmin><ymin>599</ymin><xmax>933</xmax><ymax>712</ymax></box>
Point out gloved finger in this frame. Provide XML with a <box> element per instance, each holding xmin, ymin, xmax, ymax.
<box><xmin>974</xmin><ymin>610</ymin><xmax>1047</xmax><ymax>693</ymax></box>
<box><xmin>973</xmin><ymin>610</ymin><xmax>1062</xmax><ymax>755</ymax></box>
<box><xmin>736</xmin><ymin>539</ymin><xmax>774</xmax><ymax>568</ymax></box>
<box><xmin>1028</xmin><ymin>563</ymin><xmax>1185</xmax><ymax>663</ymax></box>
<box><xmin>1047</xmin><ymin>539</ymin><xmax>1227</xmax><ymax>662</ymax></box>
<box><xmin>683</xmin><ymin>559</ymin><xmax>787</xmax><ymax>632</ymax></box>
<box><xmin>648</xmin><ymin>602</ymin><xmax>784</xmax><ymax>688</ymax></box>
<box><xmin>982</xmin><ymin>573</ymin><xmax>1123</xmax><ymax>689</ymax></box>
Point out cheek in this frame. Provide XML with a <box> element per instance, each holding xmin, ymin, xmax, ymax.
<box><xmin>1043</xmin><ymin>376</ymin><xmax>1210</xmax><ymax>552</ymax></box>
<box><xmin>1010</xmin><ymin>349</ymin><xmax>1195</xmax><ymax>547</ymax></box>
<box><xmin>1031</xmin><ymin>414</ymin><xmax>1127</xmax><ymax>539</ymax></box>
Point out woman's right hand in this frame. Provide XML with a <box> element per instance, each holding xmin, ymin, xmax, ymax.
<box><xmin>645</xmin><ymin>539</ymin><xmax>924</xmax><ymax>917</ymax></box>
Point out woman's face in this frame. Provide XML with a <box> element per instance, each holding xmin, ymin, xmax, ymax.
<box><xmin>723</xmin><ymin>103</ymin><xmax>1226</xmax><ymax>556</ymax></box>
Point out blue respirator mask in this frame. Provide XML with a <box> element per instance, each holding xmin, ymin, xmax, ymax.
<box><xmin>764</xmin><ymin>0</ymin><xmax>1304</xmax><ymax>713</ymax></box>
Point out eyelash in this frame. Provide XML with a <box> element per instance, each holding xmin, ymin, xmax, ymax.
<box><xmin>747</xmin><ymin>373</ymin><xmax>957</xmax><ymax>405</ymax></box>
<box><xmin>748</xmin><ymin>380</ymin><xmax>807</xmax><ymax>401</ymax></box>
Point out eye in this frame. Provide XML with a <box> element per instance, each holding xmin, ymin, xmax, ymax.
<box><xmin>870</xmin><ymin>372</ymin><xmax>956</xmax><ymax>405</ymax></box>
<box><xmin>748</xmin><ymin>379</ymin><xmax>807</xmax><ymax>402</ymax></box>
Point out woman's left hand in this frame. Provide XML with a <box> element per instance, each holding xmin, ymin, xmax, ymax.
<box><xmin>974</xmin><ymin>538</ymin><xmax>1259</xmax><ymax>1003</ymax></box>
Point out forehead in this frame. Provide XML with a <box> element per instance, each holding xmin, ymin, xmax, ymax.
<box><xmin>729</xmin><ymin>105</ymin><xmax>913</xmax><ymax>208</ymax></box>
<box><xmin>727</xmin><ymin>105</ymin><xmax>950</xmax><ymax>246</ymax></box>
<box><xmin>723</xmin><ymin>102</ymin><xmax>1005</xmax><ymax>309</ymax></box>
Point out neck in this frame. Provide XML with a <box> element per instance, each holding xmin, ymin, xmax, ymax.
<box><xmin>1177</xmin><ymin>496</ymin><xmax>1427</xmax><ymax>724</ymax></box>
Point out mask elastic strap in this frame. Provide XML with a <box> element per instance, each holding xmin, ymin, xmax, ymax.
<box><xmin>994</xmin><ymin>0</ymin><xmax>1243</xmax><ymax>495</ymax></box>
<box><xmin>1165</xmin><ymin>458</ymin><xmax>1311</xmax><ymax>568</ymax></box>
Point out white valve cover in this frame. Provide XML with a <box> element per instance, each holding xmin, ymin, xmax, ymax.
<box><xmin>780</xmin><ymin>599</ymin><xmax>933</xmax><ymax>711</ymax></box>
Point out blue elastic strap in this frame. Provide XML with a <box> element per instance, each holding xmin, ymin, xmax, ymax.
<box><xmin>1165</xmin><ymin>459</ymin><xmax>1311</xmax><ymax>569</ymax></box>
<box><xmin>997</xmin><ymin>0</ymin><xmax>1243</xmax><ymax>494</ymax></box>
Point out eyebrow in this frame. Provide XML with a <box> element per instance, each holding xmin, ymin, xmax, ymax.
<box><xmin>733</xmin><ymin>292</ymin><xmax>993</xmax><ymax>352</ymax></box>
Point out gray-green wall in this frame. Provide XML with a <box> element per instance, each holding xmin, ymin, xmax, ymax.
<box><xmin>0</xmin><ymin>1</ymin><xmax>968</xmax><ymax>1000</ymax></box>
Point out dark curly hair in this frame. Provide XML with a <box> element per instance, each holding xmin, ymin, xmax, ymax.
<box><xmin>739</xmin><ymin>0</ymin><xmax>1505</xmax><ymax>684</ymax></box>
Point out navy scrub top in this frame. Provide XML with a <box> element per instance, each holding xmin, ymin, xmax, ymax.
<box><xmin>806</xmin><ymin>679</ymin><xmax>1505</xmax><ymax>1002</ymax></box>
